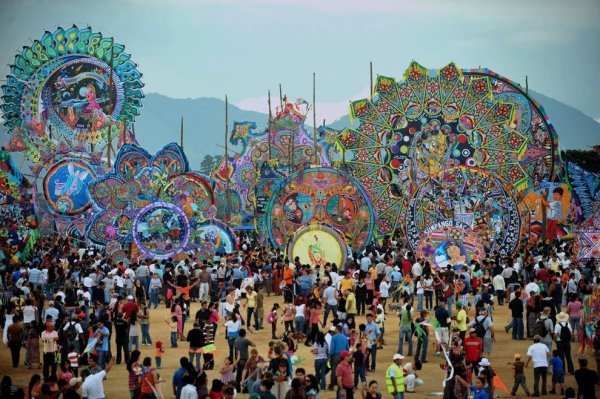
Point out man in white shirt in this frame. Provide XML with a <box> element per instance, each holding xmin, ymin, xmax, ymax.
<box><xmin>525</xmin><ymin>335</ymin><xmax>550</xmax><ymax>396</ymax></box>
<box><xmin>492</xmin><ymin>274</ymin><xmax>506</xmax><ymax>305</ymax></box>
<box><xmin>525</xmin><ymin>280</ymin><xmax>540</xmax><ymax>297</ymax></box>
<box><xmin>411</xmin><ymin>260</ymin><xmax>423</xmax><ymax>278</ymax></box>
<box><xmin>81</xmin><ymin>356</ymin><xmax>114</xmax><ymax>399</ymax></box>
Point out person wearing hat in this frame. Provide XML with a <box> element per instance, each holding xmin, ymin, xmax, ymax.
<box><xmin>509</xmin><ymin>353</ymin><xmax>530</xmax><ymax>397</ymax></box>
<box><xmin>121</xmin><ymin>295</ymin><xmax>139</xmax><ymax>320</ymax></box>
<box><xmin>525</xmin><ymin>335</ymin><xmax>550</xmax><ymax>396</ymax></box>
<box><xmin>335</xmin><ymin>351</ymin><xmax>354</xmax><ymax>399</ymax></box>
<box><xmin>553</xmin><ymin>311</ymin><xmax>574</xmax><ymax>374</ymax></box>
<box><xmin>469</xmin><ymin>308</ymin><xmax>494</xmax><ymax>358</ymax></box>
<box><xmin>386</xmin><ymin>354</ymin><xmax>405</xmax><ymax>399</ymax></box>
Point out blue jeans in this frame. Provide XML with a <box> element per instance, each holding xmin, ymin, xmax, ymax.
<box><xmin>368</xmin><ymin>346</ymin><xmax>378</xmax><ymax>370</ymax></box>
<box><xmin>150</xmin><ymin>289</ymin><xmax>160</xmax><ymax>308</ymax></box>
<box><xmin>398</xmin><ymin>327</ymin><xmax>413</xmax><ymax>356</ymax></box>
<box><xmin>189</xmin><ymin>348</ymin><xmax>201</xmax><ymax>369</ymax></box>
<box><xmin>295</xmin><ymin>317</ymin><xmax>306</xmax><ymax>334</ymax></box>
<box><xmin>97</xmin><ymin>350</ymin><xmax>107</xmax><ymax>369</ymax></box>
<box><xmin>417</xmin><ymin>294</ymin><xmax>424</xmax><ymax>311</ymax></box>
<box><xmin>129</xmin><ymin>336</ymin><xmax>139</xmax><ymax>352</ymax></box>
<box><xmin>141</xmin><ymin>323</ymin><xmax>152</xmax><ymax>345</ymax></box>
<box><xmin>323</xmin><ymin>304</ymin><xmax>338</xmax><ymax>326</ymax></box>
<box><xmin>354</xmin><ymin>366</ymin><xmax>366</xmax><ymax>387</ymax></box>
<box><xmin>170</xmin><ymin>332</ymin><xmax>178</xmax><ymax>347</ymax></box>
<box><xmin>155</xmin><ymin>356</ymin><xmax>161</xmax><ymax>368</ymax></box>
<box><xmin>415</xmin><ymin>335</ymin><xmax>429</xmax><ymax>361</ymax></box>
<box><xmin>314</xmin><ymin>358</ymin><xmax>328</xmax><ymax>390</ymax></box>
<box><xmin>512</xmin><ymin>317</ymin><xmax>524</xmax><ymax>340</ymax></box>
<box><xmin>393</xmin><ymin>393</ymin><xmax>404</xmax><ymax>399</ymax></box>
<box><xmin>138</xmin><ymin>277</ymin><xmax>149</xmax><ymax>297</ymax></box>
<box><xmin>446</xmin><ymin>296</ymin><xmax>454</xmax><ymax>318</ymax></box>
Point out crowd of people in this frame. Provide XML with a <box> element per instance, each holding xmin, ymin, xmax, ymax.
<box><xmin>0</xmin><ymin>233</ymin><xmax>599</xmax><ymax>399</ymax></box>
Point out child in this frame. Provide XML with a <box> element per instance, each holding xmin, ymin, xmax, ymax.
<box><xmin>67</xmin><ymin>344</ymin><xmax>79</xmax><ymax>377</ymax></box>
<box><xmin>155</xmin><ymin>340</ymin><xmax>164</xmax><ymax>369</ymax></box>
<box><xmin>375</xmin><ymin>308</ymin><xmax>385</xmax><ymax>347</ymax></box>
<box><xmin>549</xmin><ymin>349</ymin><xmax>565</xmax><ymax>395</ymax></box>
<box><xmin>269</xmin><ymin>303</ymin><xmax>280</xmax><ymax>339</ymax></box>
<box><xmin>220</xmin><ymin>356</ymin><xmax>237</xmax><ymax>385</ymax></box>
<box><xmin>353</xmin><ymin>342</ymin><xmax>366</xmax><ymax>389</ymax></box>
<box><xmin>470</xmin><ymin>376</ymin><xmax>489</xmax><ymax>399</ymax></box>
<box><xmin>267</xmin><ymin>341</ymin><xmax>276</xmax><ymax>359</ymax></box>
<box><xmin>165</xmin><ymin>315</ymin><xmax>178</xmax><ymax>348</ymax></box>
<box><xmin>508</xmin><ymin>353</ymin><xmax>530</xmax><ymax>396</ymax></box>
<box><xmin>477</xmin><ymin>358</ymin><xmax>495</xmax><ymax>399</ymax></box>
<box><xmin>209</xmin><ymin>379</ymin><xmax>224</xmax><ymax>399</ymax></box>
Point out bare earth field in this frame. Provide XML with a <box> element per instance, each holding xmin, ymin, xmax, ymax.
<box><xmin>0</xmin><ymin>295</ymin><xmax>593</xmax><ymax>398</ymax></box>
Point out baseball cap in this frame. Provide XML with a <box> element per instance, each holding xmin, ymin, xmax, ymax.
<box><xmin>393</xmin><ymin>354</ymin><xmax>404</xmax><ymax>360</ymax></box>
<box><xmin>340</xmin><ymin>351</ymin><xmax>352</xmax><ymax>359</ymax></box>
<box><xmin>469</xmin><ymin>327</ymin><xmax>477</xmax><ymax>333</ymax></box>
<box><xmin>329</xmin><ymin>326</ymin><xmax>336</xmax><ymax>332</ymax></box>
<box><xmin>127</xmin><ymin>295</ymin><xmax>134</xmax><ymax>300</ymax></box>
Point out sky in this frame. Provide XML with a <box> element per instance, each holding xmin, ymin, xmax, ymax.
<box><xmin>1</xmin><ymin>0</ymin><xmax>599</xmax><ymax>123</ymax></box>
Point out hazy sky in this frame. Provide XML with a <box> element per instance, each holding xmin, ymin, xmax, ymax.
<box><xmin>1</xmin><ymin>0</ymin><xmax>599</xmax><ymax>123</ymax></box>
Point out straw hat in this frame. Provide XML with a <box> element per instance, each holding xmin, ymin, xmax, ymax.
<box><xmin>556</xmin><ymin>312</ymin><xmax>569</xmax><ymax>323</ymax></box>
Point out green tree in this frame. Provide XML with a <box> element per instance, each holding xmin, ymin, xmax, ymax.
<box><xmin>200</xmin><ymin>155</ymin><xmax>219</xmax><ymax>174</ymax></box>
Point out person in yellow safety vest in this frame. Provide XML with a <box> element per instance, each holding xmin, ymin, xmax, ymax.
<box><xmin>386</xmin><ymin>353</ymin><xmax>405</xmax><ymax>399</ymax></box>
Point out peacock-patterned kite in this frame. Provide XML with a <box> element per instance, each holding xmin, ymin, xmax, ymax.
<box><xmin>340</xmin><ymin>62</ymin><xmax>559</xmax><ymax>235</ymax></box>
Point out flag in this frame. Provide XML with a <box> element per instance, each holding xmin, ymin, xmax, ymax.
<box><xmin>83</xmin><ymin>337</ymin><xmax>99</xmax><ymax>354</ymax></box>
<box><xmin>200</xmin><ymin>343</ymin><xmax>217</xmax><ymax>353</ymax></box>
<box><xmin>493</xmin><ymin>374</ymin><xmax>510</xmax><ymax>394</ymax></box>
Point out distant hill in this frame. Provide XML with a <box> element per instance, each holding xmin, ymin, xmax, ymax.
<box><xmin>328</xmin><ymin>89</ymin><xmax>600</xmax><ymax>151</ymax></box>
<box><xmin>1</xmin><ymin>90</ymin><xmax>598</xmax><ymax>171</ymax></box>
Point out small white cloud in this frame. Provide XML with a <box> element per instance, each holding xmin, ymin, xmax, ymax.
<box><xmin>595</xmin><ymin>117</ymin><xmax>600</xmax><ymax>124</ymax></box>
<box><xmin>236</xmin><ymin>86</ymin><xmax>371</xmax><ymax>125</ymax></box>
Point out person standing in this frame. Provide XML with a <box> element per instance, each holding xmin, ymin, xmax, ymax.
<box><xmin>364</xmin><ymin>313</ymin><xmax>381</xmax><ymax>371</ymax></box>
<box><xmin>81</xmin><ymin>357</ymin><xmax>115</xmax><ymax>399</ymax></box>
<box><xmin>243</xmin><ymin>285</ymin><xmax>259</xmax><ymax>331</ymax></box>
<box><xmin>113</xmin><ymin>312</ymin><xmax>130</xmax><ymax>365</ymax></box>
<box><xmin>41</xmin><ymin>321</ymin><xmax>59</xmax><ymax>381</ymax></box>
<box><xmin>7</xmin><ymin>315</ymin><xmax>25</xmax><ymax>367</ymax></box>
<box><xmin>553</xmin><ymin>312</ymin><xmax>574</xmax><ymax>374</ymax></box>
<box><xmin>385</xmin><ymin>354</ymin><xmax>405</xmax><ymax>399</ymax></box>
<box><xmin>492</xmin><ymin>272</ymin><xmax>506</xmax><ymax>306</ymax></box>
<box><xmin>397</xmin><ymin>304</ymin><xmax>413</xmax><ymax>356</ymax></box>
<box><xmin>434</xmin><ymin>301</ymin><xmax>451</xmax><ymax>354</ymax></box>
<box><xmin>233</xmin><ymin>329</ymin><xmax>256</xmax><ymax>391</ymax></box>
<box><xmin>322</xmin><ymin>281</ymin><xmax>338</xmax><ymax>326</ymax></box>
<box><xmin>329</xmin><ymin>325</ymin><xmax>349</xmax><ymax>390</ymax></box>
<box><xmin>525</xmin><ymin>335</ymin><xmax>550</xmax><ymax>397</ymax></box>
<box><xmin>455</xmin><ymin>302</ymin><xmax>468</xmax><ymax>341</ymax></box>
<box><xmin>335</xmin><ymin>351</ymin><xmax>354</xmax><ymax>399</ymax></box>
<box><xmin>93</xmin><ymin>319</ymin><xmax>110</xmax><ymax>370</ymax></box>
<box><xmin>574</xmin><ymin>357</ymin><xmax>598</xmax><ymax>399</ymax></box>
<box><xmin>509</xmin><ymin>288</ymin><xmax>524</xmax><ymax>340</ymax></box>
<box><xmin>463</xmin><ymin>328</ymin><xmax>483</xmax><ymax>376</ymax></box>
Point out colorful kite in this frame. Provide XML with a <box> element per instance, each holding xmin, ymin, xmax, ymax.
<box><xmin>340</xmin><ymin>62</ymin><xmax>558</xmax><ymax>235</ymax></box>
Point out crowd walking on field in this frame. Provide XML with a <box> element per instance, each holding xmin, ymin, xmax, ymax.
<box><xmin>0</xmin><ymin>233</ymin><xmax>599</xmax><ymax>399</ymax></box>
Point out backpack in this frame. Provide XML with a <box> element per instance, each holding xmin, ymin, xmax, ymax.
<box><xmin>267</xmin><ymin>311</ymin><xmax>274</xmax><ymax>324</ymax></box>
<box><xmin>534</xmin><ymin>319</ymin><xmax>548</xmax><ymax>337</ymax></box>
<box><xmin>559</xmin><ymin>322</ymin><xmax>571</xmax><ymax>342</ymax></box>
<box><xmin>473</xmin><ymin>316</ymin><xmax>487</xmax><ymax>338</ymax></box>
<box><xmin>65</xmin><ymin>321</ymin><xmax>78</xmax><ymax>342</ymax></box>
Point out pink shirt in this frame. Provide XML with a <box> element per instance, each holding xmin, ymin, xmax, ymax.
<box><xmin>567</xmin><ymin>301</ymin><xmax>582</xmax><ymax>318</ymax></box>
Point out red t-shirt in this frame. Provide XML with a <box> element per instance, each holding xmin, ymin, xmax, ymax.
<box><xmin>122</xmin><ymin>301</ymin><xmax>139</xmax><ymax>320</ymax></box>
<box><xmin>335</xmin><ymin>361</ymin><xmax>354</xmax><ymax>388</ymax></box>
<box><xmin>463</xmin><ymin>336</ymin><xmax>483</xmax><ymax>363</ymax></box>
<box><xmin>537</xmin><ymin>268</ymin><xmax>549</xmax><ymax>284</ymax></box>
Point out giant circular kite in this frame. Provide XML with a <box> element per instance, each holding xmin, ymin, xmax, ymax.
<box><xmin>341</xmin><ymin>62</ymin><xmax>558</xmax><ymax>234</ymax></box>
<box><xmin>2</xmin><ymin>25</ymin><xmax>144</xmax><ymax>164</ymax></box>
<box><xmin>288</xmin><ymin>225</ymin><xmax>347</xmax><ymax>268</ymax></box>
<box><xmin>189</xmin><ymin>219</ymin><xmax>237</xmax><ymax>256</ymax></box>
<box><xmin>133</xmin><ymin>201</ymin><xmax>190</xmax><ymax>260</ymax></box>
<box><xmin>42</xmin><ymin>157</ymin><xmax>97</xmax><ymax>215</ymax></box>
<box><xmin>266</xmin><ymin>167</ymin><xmax>375</xmax><ymax>251</ymax></box>
<box><xmin>406</xmin><ymin>166</ymin><xmax>521</xmax><ymax>258</ymax></box>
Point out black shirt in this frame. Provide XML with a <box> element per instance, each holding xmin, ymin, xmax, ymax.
<box><xmin>509</xmin><ymin>297</ymin><xmax>524</xmax><ymax>318</ymax></box>
<box><xmin>574</xmin><ymin>368</ymin><xmax>598</xmax><ymax>399</ymax></box>
<box><xmin>186</xmin><ymin>327</ymin><xmax>204</xmax><ymax>347</ymax></box>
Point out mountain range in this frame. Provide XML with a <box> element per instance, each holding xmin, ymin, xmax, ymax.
<box><xmin>1</xmin><ymin>90</ymin><xmax>599</xmax><ymax>171</ymax></box>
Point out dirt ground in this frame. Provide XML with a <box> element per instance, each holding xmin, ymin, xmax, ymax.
<box><xmin>0</xmin><ymin>295</ymin><xmax>593</xmax><ymax>398</ymax></box>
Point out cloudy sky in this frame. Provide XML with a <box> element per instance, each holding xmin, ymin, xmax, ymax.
<box><xmin>1</xmin><ymin>0</ymin><xmax>599</xmax><ymax>123</ymax></box>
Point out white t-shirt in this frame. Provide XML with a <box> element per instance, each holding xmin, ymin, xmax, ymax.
<box><xmin>525</xmin><ymin>282</ymin><xmax>540</xmax><ymax>296</ymax></box>
<box><xmin>416</xmin><ymin>280</ymin><xmax>424</xmax><ymax>295</ymax></box>
<box><xmin>527</xmin><ymin>343</ymin><xmax>549</xmax><ymax>367</ymax></box>
<box><xmin>295</xmin><ymin>304</ymin><xmax>306</xmax><ymax>319</ymax></box>
<box><xmin>82</xmin><ymin>370</ymin><xmax>107</xmax><ymax>399</ymax></box>
<box><xmin>554</xmin><ymin>322</ymin><xmax>572</xmax><ymax>342</ymax></box>
<box><xmin>225</xmin><ymin>319</ymin><xmax>242</xmax><ymax>334</ymax></box>
<box><xmin>22</xmin><ymin>306</ymin><xmax>37</xmax><ymax>324</ymax></box>
<box><xmin>379</xmin><ymin>281</ymin><xmax>390</xmax><ymax>298</ymax></box>
<box><xmin>180</xmin><ymin>383</ymin><xmax>199</xmax><ymax>399</ymax></box>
